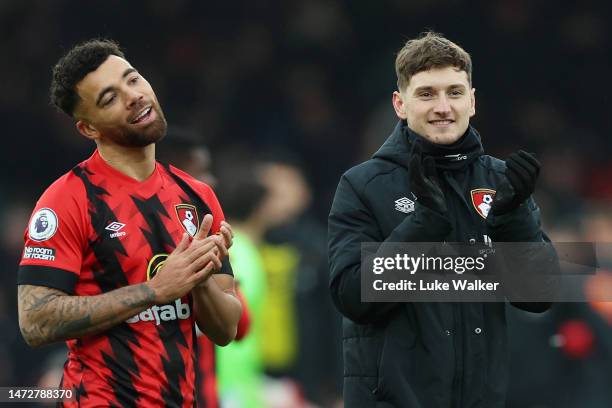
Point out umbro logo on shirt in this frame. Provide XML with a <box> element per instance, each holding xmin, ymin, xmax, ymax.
<box><xmin>105</xmin><ymin>222</ymin><xmax>127</xmax><ymax>238</ymax></box>
<box><xmin>395</xmin><ymin>197</ymin><xmax>415</xmax><ymax>214</ymax></box>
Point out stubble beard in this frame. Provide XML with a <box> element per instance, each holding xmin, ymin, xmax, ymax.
<box><xmin>105</xmin><ymin>104</ymin><xmax>168</xmax><ymax>148</ymax></box>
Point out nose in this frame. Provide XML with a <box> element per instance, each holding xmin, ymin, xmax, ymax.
<box><xmin>433</xmin><ymin>94</ymin><xmax>451</xmax><ymax>115</ymax></box>
<box><xmin>125</xmin><ymin>86</ymin><xmax>144</xmax><ymax>109</ymax></box>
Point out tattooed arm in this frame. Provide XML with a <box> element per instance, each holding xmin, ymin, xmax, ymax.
<box><xmin>18</xmin><ymin>232</ymin><xmax>223</xmax><ymax>347</ymax></box>
<box><xmin>17</xmin><ymin>283</ymin><xmax>157</xmax><ymax>347</ymax></box>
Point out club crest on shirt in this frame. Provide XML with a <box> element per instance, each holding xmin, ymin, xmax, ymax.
<box><xmin>470</xmin><ymin>189</ymin><xmax>496</xmax><ymax>219</ymax></box>
<box><xmin>174</xmin><ymin>204</ymin><xmax>199</xmax><ymax>237</ymax></box>
<box><xmin>28</xmin><ymin>208</ymin><xmax>58</xmax><ymax>242</ymax></box>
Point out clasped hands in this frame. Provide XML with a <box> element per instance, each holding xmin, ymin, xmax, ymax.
<box><xmin>148</xmin><ymin>214</ymin><xmax>234</xmax><ymax>304</ymax></box>
<box><xmin>409</xmin><ymin>147</ymin><xmax>541</xmax><ymax>218</ymax></box>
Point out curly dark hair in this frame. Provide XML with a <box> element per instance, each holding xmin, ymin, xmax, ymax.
<box><xmin>50</xmin><ymin>39</ymin><xmax>125</xmax><ymax>117</ymax></box>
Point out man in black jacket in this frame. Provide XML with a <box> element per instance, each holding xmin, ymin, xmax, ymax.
<box><xmin>328</xmin><ymin>32</ymin><xmax>558</xmax><ymax>407</ymax></box>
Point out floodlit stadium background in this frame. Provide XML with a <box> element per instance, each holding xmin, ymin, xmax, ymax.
<box><xmin>1</xmin><ymin>1</ymin><xmax>611</xmax><ymax>407</ymax></box>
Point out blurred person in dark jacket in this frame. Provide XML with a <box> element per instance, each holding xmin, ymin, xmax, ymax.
<box><xmin>507</xmin><ymin>205</ymin><xmax>612</xmax><ymax>408</ymax></box>
<box><xmin>328</xmin><ymin>32</ymin><xmax>559</xmax><ymax>407</ymax></box>
<box><xmin>157</xmin><ymin>127</ymin><xmax>217</xmax><ymax>187</ymax></box>
<box><xmin>257</xmin><ymin>155</ymin><xmax>343</xmax><ymax>407</ymax></box>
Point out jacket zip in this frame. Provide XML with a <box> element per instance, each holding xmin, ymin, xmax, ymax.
<box><xmin>443</xmin><ymin>170</ymin><xmax>469</xmax><ymax>408</ymax></box>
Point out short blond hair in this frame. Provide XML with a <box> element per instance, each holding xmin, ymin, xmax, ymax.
<box><xmin>395</xmin><ymin>32</ymin><xmax>472</xmax><ymax>91</ymax></box>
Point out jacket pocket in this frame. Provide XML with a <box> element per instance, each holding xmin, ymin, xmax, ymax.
<box><xmin>343</xmin><ymin>331</ymin><xmax>384</xmax><ymax>394</ymax></box>
<box><xmin>374</xmin><ymin>311</ymin><xmax>418</xmax><ymax>402</ymax></box>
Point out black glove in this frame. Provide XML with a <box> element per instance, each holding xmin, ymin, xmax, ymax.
<box><xmin>409</xmin><ymin>149</ymin><xmax>447</xmax><ymax>215</ymax></box>
<box><xmin>490</xmin><ymin>150</ymin><xmax>540</xmax><ymax>216</ymax></box>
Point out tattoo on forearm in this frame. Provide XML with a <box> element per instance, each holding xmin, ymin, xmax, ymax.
<box><xmin>18</xmin><ymin>283</ymin><xmax>156</xmax><ymax>346</ymax></box>
<box><xmin>119</xmin><ymin>283</ymin><xmax>156</xmax><ymax>308</ymax></box>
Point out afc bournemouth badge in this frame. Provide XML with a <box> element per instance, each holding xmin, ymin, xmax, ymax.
<box><xmin>470</xmin><ymin>189</ymin><xmax>496</xmax><ymax>219</ymax></box>
<box><xmin>175</xmin><ymin>204</ymin><xmax>199</xmax><ymax>237</ymax></box>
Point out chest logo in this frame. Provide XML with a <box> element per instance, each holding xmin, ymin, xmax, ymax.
<box><xmin>175</xmin><ymin>204</ymin><xmax>199</xmax><ymax>237</ymax></box>
<box><xmin>395</xmin><ymin>197</ymin><xmax>415</xmax><ymax>214</ymax></box>
<box><xmin>470</xmin><ymin>189</ymin><xmax>496</xmax><ymax>219</ymax></box>
<box><xmin>105</xmin><ymin>222</ymin><xmax>126</xmax><ymax>238</ymax></box>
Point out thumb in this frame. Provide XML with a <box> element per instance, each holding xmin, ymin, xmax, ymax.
<box><xmin>174</xmin><ymin>232</ymin><xmax>190</xmax><ymax>253</ymax></box>
<box><xmin>195</xmin><ymin>214</ymin><xmax>214</xmax><ymax>239</ymax></box>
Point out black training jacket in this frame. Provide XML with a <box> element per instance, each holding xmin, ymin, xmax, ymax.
<box><xmin>328</xmin><ymin>121</ymin><xmax>558</xmax><ymax>408</ymax></box>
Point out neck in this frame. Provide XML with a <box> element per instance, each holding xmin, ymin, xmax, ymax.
<box><xmin>402</xmin><ymin>122</ymin><xmax>483</xmax><ymax>171</ymax></box>
<box><xmin>97</xmin><ymin>142</ymin><xmax>156</xmax><ymax>182</ymax></box>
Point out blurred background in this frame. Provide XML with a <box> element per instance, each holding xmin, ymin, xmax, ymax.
<box><xmin>1</xmin><ymin>0</ymin><xmax>611</xmax><ymax>407</ymax></box>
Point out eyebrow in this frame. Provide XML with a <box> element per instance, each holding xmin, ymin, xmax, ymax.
<box><xmin>95</xmin><ymin>67</ymin><xmax>138</xmax><ymax>106</ymax></box>
<box><xmin>413</xmin><ymin>84</ymin><xmax>467</xmax><ymax>93</ymax></box>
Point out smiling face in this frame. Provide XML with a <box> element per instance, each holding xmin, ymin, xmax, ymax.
<box><xmin>392</xmin><ymin>66</ymin><xmax>475</xmax><ymax>144</ymax></box>
<box><xmin>74</xmin><ymin>55</ymin><xmax>167</xmax><ymax>147</ymax></box>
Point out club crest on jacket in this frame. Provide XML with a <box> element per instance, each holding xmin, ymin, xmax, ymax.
<box><xmin>470</xmin><ymin>189</ymin><xmax>496</xmax><ymax>219</ymax></box>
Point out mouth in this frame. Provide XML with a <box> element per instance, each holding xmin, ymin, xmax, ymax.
<box><xmin>428</xmin><ymin>119</ymin><xmax>455</xmax><ymax>127</ymax></box>
<box><xmin>429</xmin><ymin>119</ymin><xmax>455</xmax><ymax>126</ymax></box>
<box><xmin>130</xmin><ymin>106</ymin><xmax>154</xmax><ymax>125</ymax></box>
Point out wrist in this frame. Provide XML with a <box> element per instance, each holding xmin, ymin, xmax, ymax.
<box><xmin>143</xmin><ymin>280</ymin><xmax>163</xmax><ymax>305</ymax></box>
<box><xmin>194</xmin><ymin>277</ymin><xmax>212</xmax><ymax>291</ymax></box>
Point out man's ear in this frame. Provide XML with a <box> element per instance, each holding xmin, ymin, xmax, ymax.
<box><xmin>470</xmin><ymin>88</ymin><xmax>476</xmax><ymax>117</ymax></box>
<box><xmin>75</xmin><ymin>119</ymin><xmax>99</xmax><ymax>141</ymax></box>
<box><xmin>392</xmin><ymin>91</ymin><xmax>408</xmax><ymax>120</ymax></box>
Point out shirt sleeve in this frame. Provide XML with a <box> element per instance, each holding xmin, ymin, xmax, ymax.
<box><xmin>200</xmin><ymin>183</ymin><xmax>234</xmax><ymax>277</ymax></box>
<box><xmin>18</xmin><ymin>176</ymin><xmax>86</xmax><ymax>294</ymax></box>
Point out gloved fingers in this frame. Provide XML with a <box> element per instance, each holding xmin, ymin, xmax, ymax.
<box><xmin>517</xmin><ymin>150</ymin><xmax>541</xmax><ymax>171</ymax></box>
<box><xmin>507</xmin><ymin>156</ymin><xmax>537</xmax><ymax>182</ymax></box>
<box><xmin>510</xmin><ymin>151</ymin><xmax>540</xmax><ymax>180</ymax></box>
<box><xmin>490</xmin><ymin>181</ymin><xmax>514</xmax><ymax>216</ymax></box>
<box><xmin>505</xmin><ymin>166</ymin><xmax>528</xmax><ymax>195</ymax></box>
<box><xmin>510</xmin><ymin>153</ymin><xmax>539</xmax><ymax>177</ymax></box>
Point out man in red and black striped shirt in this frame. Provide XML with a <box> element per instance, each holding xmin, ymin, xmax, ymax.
<box><xmin>17</xmin><ymin>39</ymin><xmax>242</xmax><ymax>407</ymax></box>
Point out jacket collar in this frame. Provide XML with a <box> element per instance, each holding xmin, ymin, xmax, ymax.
<box><xmin>373</xmin><ymin>120</ymin><xmax>484</xmax><ymax>171</ymax></box>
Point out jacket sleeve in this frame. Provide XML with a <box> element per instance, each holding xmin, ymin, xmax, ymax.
<box><xmin>328</xmin><ymin>174</ymin><xmax>451</xmax><ymax>324</ymax></box>
<box><xmin>487</xmin><ymin>197</ymin><xmax>560</xmax><ymax>313</ymax></box>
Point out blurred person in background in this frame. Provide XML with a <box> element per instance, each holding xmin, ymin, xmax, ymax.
<box><xmin>158</xmin><ymin>134</ymin><xmax>256</xmax><ymax>408</ymax></box>
<box><xmin>215</xmin><ymin>152</ymin><xmax>269</xmax><ymax>408</ymax></box>
<box><xmin>0</xmin><ymin>199</ymin><xmax>32</xmax><ymax>384</ymax></box>
<box><xmin>507</xmin><ymin>203</ymin><xmax>612</xmax><ymax>408</ymax></box>
<box><xmin>256</xmin><ymin>155</ymin><xmax>343</xmax><ymax>407</ymax></box>
<box><xmin>16</xmin><ymin>39</ymin><xmax>241</xmax><ymax>407</ymax></box>
<box><xmin>2</xmin><ymin>198</ymin><xmax>69</xmax><ymax>390</ymax></box>
<box><xmin>158</xmin><ymin>126</ymin><xmax>217</xmax><ymax>188</ymax></box>
<box><xmin>214</xmin><ymin>149</ymin><xmax>343</xmax><ymax>407</ymax></box>
<box><xmin>328</xmin><ymin>32</ymin><xmax>559</xmax><ymax>407</ymax></box>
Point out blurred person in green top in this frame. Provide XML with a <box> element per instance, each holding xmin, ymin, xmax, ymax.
<box><xmin>215</xmin><ymin>154</ymin><xmax>269</xmax><ymax>408</ymax></box>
